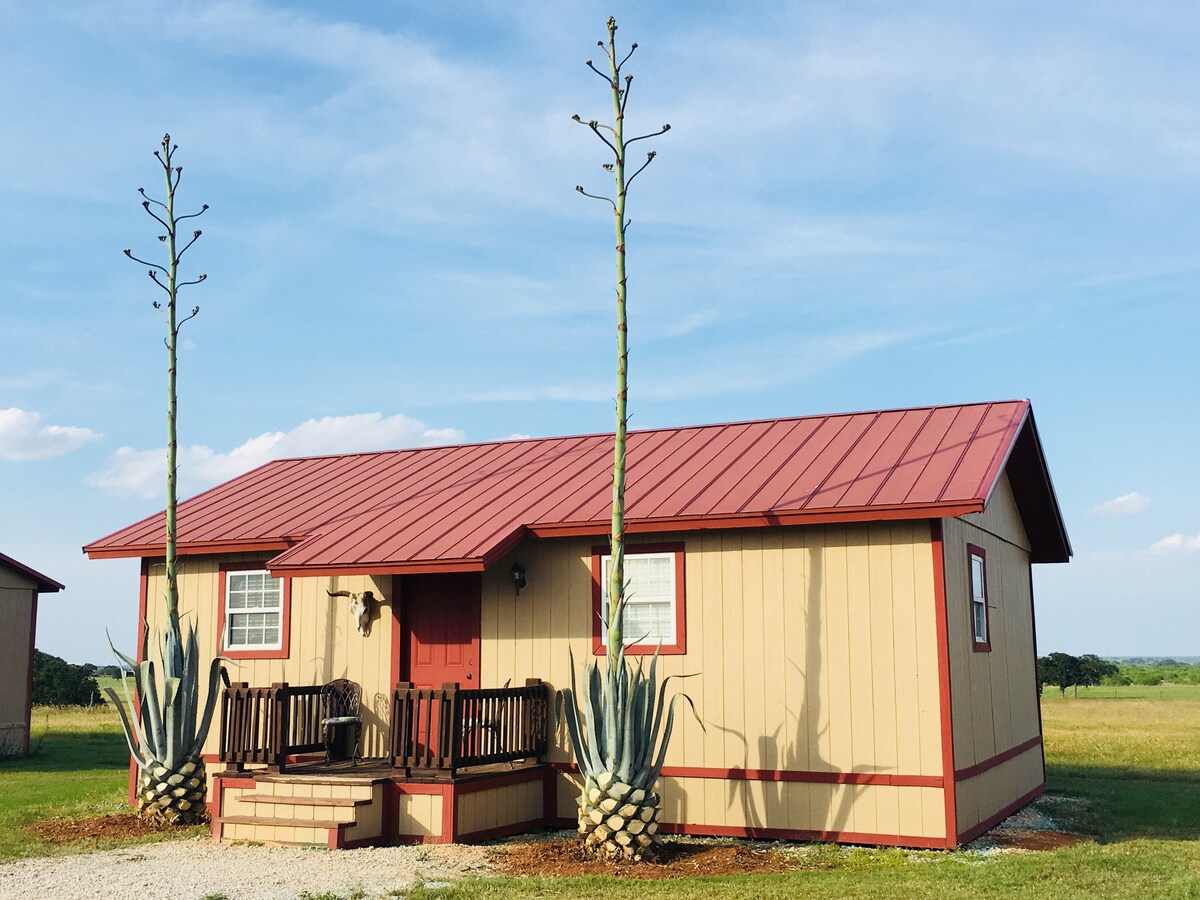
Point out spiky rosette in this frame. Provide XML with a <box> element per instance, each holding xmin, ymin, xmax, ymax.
<box><xmin>558</xmin><ymin>633</ymin><xmax>698</xmax><ymax>861</ymax></box>
<box><xmin>135</xmin><ymin>752</ymin><xmax>208</xmax><ymax>826</ymax></box>
<box><xmin>578</xmin><ymin>769</ymin><xmax>662</xmax><ymax>860</ymax></box>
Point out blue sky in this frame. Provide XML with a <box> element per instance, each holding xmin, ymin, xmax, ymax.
<box><xmin>2</xmin><ymin>2</ymin><xmax>1196</xmax><ymax>663</ymax></box>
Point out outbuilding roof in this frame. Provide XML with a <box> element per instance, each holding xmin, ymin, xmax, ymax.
<box><xmin>0</xmin><ymin>552</ymin><xmax>64</xmax><ymax>593</ymax></box>
<box><xmin>84</xmin><ymin>400</ymin><xmax>1071</xmax><ymax>573</ymax></box>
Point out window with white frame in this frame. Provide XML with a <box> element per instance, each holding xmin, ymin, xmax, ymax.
<box><xmin>599</xmin><ymin>551</ymin><xmax>677</xmax><ymax>646</ymax></box>
<box><xmin>969</xmin><ymin>546</ymin><xmax>989</xmax><ymax>649</ymax></box>
<box><xmin>224</xmin><ymin>570</ymin><xmax>283</xmax><ymax>650</ymax></box>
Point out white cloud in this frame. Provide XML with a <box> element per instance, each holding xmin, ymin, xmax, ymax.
<box><xmin>1090</xmin><ymin>492</ymin><xmax>1151</xmax><ymax>518</ymax></box>
<box><xmin>1150</xmin><ymin>534</ymin><xmax>1200</xmax><ymax>555</ymax></box>
<box><xmin>86</xmin><ymin>412</ymin><xmax>465</xmax><ymax>499</ymax></box>
<box><xmin>0</xmin><ymin>407</ymin><xmax>100</xmax><ymax>460</ymax></box>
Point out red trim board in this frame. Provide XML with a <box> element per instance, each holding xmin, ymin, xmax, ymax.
<box><xmin>127</xmin><ymin>560</ymin><xmax>151</xmax><ymax>808</ymax></box>
<box><xmin>547</xmin><ymin>817</ymin><xmax>949</xmax><ymax>850</ymax></box>
<box><xmin>955</xmin><ymin>736</ymin><xmax>1042</xmax><ymax>782</ymax></box>
<box><xmin>930</xmin><ymin>519</ymin><xmax>958</xmax><ymax>848</ymax></box>
<box><xmin>548</xmin><ymin>761</ymin><xmax>942</xmax><ymax>788</ymax></box>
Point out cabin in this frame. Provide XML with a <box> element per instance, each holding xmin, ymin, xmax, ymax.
<box><xmin>84</xmin><ymin>399</ymin><xmax>1069</xmax><ymax>849</ymax></box>
<box><xmin>0</xmin><ymin>552</ymin><xmax>63</xmax><ymax>756</ymax></box>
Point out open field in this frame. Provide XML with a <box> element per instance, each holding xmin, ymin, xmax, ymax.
<box><xmin>1</xmin><ymin>687</ymin><xmax>1198</xmax><ymax>896</ymax></box>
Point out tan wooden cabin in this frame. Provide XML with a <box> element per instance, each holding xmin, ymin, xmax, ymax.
<box><xmin>0</xmin><ymin>552</ymin><xmax>63</xmax><ymax>756</ymax></box>
<box><xmin>85</xmin><ymin>400</ymin><xmax>1070</xmax><ymax>848</ymax></box>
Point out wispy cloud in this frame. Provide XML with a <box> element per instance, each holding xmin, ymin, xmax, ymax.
<box><xmin>1150</xmin><ymin>534</ymin><xmax>1200</xmax><ymax>554</ymax></box>
<box><xmin>1090</xmin><ymin>492</ymin><xmax>1151</xmax><ymax>518</ymax></box>
<box><xmin>0</xmin><ymin>407</ymin><xmax>100</xmax><ymax>460</ymax></box>
<box><xmin>86</xmin><ymin>412</ymin><xmax>464</xmax><ymax>498</ymax></box>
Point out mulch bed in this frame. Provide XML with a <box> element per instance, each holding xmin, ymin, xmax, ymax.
<box><xmin>25</xmin><ymin>814</ymin><xmax>179</xmax><ymax>844</ymax></box>
<box><xmin>986</xmin><ymin>828</ymin><xmax>1091</xmax><ymax>851</ymax></box>
<box><xmin>495</xmin><ymin>838</ymin><xmax>806</xmax><ymax>879</ymax></box>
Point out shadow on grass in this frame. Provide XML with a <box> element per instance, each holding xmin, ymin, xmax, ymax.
<box><xmin>0</xmin><ymin>730</ymin><xmax>128</xmax><ymax>775</ymax></box>
<box><xmin>1048</xmin><ymin>763</ymin><xmax>1200</xmax><ymax>842</ymax></box>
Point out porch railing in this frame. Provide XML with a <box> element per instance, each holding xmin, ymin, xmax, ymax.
<box><xmin>218</xmin><ymin>682</ymin><xmax>324</xmax><ymax>773</ymax></box>
<box><xmin>390</xmin><ymin>679</ymin><xmax>550</xmax><ymax>775</ymax></box>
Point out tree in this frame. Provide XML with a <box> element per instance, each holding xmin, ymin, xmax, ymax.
<box><xmin>106</xmin><ymin>134</ymin><xmax>227</xmax><ymax>826</ymax></box>
<box><xmin>1038</xmin><ymin>652</ymin><xmax>1083</xmax><ymax>697</ymax></box>
<box><xmin>1077</xmin><ymin>654</ymin><xmax>1119</xmax><ymax>693</ymax></box>
<box><xmin>32</xmin><ymin>651</ymin><xmax>100</xmax><ymax>706</ymax></box>
<box><xmin>559</xmin><ymin>18</ymin><xmax>695</xmax><ymax>862</ymax></box>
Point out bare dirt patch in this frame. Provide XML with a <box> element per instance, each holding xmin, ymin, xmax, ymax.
<box><xmin>24</xmin><ymin>813</ymin><xmax>177</xmax><ymax>844</ymax></box>
<box><xmin>495</xmin><ymin>837</ymin><xmax>807</xmax><ymax>879</ymax></box>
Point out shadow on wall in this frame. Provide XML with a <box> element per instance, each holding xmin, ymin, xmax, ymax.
<box><xmin>710</xmin><ymin>541</ymin><xmax>870</xmax><ymax>837</ymax></box>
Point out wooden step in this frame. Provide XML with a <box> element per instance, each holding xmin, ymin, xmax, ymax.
<box><xmin>218</xmin><ymin>814</ymin><xmax>345</xmax><ymax>829</ymax></box>
<box><xmin>236</xmin><ymin>793</ymin><xmax>369</xmax><ymax>808</ymax></box>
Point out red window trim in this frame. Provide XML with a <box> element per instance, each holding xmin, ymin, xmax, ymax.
<box><xmin>968</xmin><ymin>543</ymin><xmax>991</xmax><ymax>653</ymax></box>
<box><xmin>216</xmin><ymin>562</ymin><xmax>291</xmax><ymax>660</ymax></box>
<box><xmin>591</xmin><ymin>542</ymin><xmax>686</xmax><ymax>656</ymax></box>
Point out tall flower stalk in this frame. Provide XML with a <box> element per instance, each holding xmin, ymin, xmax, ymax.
<box><xmin>109</xmin><ymin>134</ymin><xmax>226</xmax><ymax>826</ymax></box>
<box><xmin>561</xmin><ymin>19</ymin><xmax>695</xmax><ymax>862</ymax></box>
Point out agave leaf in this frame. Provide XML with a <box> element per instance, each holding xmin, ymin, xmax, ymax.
<box><xmin>186</xmin><ymin>654</ymin><xmax>229</xmax><ymax>760</ymax></box>
<box><xmin>648</xmin><ymin>691</ymin><xmax>702</xmax><ymax>787</ymax></box>
<box><xmin>105</xmin><ymin>630</ymin><xmax>141</xmax><ymax>679</ymax></box>
<box><xmin>162</xmin><ymin>676</ymin><xmax>182</xmax><ymax>767</ymax></box>
<box><xmin>138</xmin><ymin>659</ymin><xmax>166</xmax><ymax>758</ymax></box>
<box><xmin>104</xmin><ymin>687</ymin><xmax>150</xmax><ymax>769</ymax></box>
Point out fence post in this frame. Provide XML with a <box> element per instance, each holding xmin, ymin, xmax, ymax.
<box><xmin>269</xmin><ymin>682</ymin><xmax>289</xmax><ymax>774</ymax></box>
<box><xmin>442</xmin><ymin>682</ymin><xmax>460</xmax><ymax>775</ymax></box>
<box><xmin>523</xmin><ymin>681</ymin><xmax>547</xmax><ymax>758</ymax></box>
<box><xmin>390</xmin><ymin>682</ymin><xmax>415</xmax><ymax>775</ymax></box>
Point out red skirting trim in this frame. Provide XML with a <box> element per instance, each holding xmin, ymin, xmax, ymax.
<box><xmin>547</xmin><ymin>817</ymin><xmax>946</xmax><ymax>850</ymax></box>
<box><xmin>956</xmin><ymin>782</ymin><xmax>1046</xmax><ymax>845</ymax></box>
<box><xmin>955</xmin><ymin>736</ymin><xmax>1042</xmax><ymax>782</ymax></box>
<box><xmin>547</xmin><ymin>761</ymin><xmax>941</xmax><ymax>788</ymax></box>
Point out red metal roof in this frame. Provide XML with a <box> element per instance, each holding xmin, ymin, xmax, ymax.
<box><xmin>84</xmin><ymin>400</ymin><xmax>1071</xmax><ymax>572</ymax></box>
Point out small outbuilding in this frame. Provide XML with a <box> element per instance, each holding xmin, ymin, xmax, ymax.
<box><xmin>85</xmin><ymin>399</ymin><xmax>1069</xmax><ymax>848</ymax></box>
<box><xmin>0</xmin><ymin>552</ymin><xmax>63</xmax><ymax>755</ymax></box>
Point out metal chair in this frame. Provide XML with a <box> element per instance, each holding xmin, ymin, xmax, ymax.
<box><xmin>320</xmin><ymin>679</ymin><xmax>362</xmax><ymax>765</ymax></box>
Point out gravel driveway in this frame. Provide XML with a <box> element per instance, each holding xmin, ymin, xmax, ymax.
<box><xmin>0</xmin><ymin>838</ymin><xmax>495</xmax><ymax>900</ymax></box>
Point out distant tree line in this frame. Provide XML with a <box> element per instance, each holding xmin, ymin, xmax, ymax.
<box><xmin>31</xmin><ymin>651</ymin><xmax>130</xmax><ymax>706</ymax></box>
<box><xmin>1037</xmin><ymin>653</ymin><xmax>1200</xmax><ymax>696</ymax></box>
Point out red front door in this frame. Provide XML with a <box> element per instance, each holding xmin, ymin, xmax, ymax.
<box><xmin>402</xmin><ymin>572</ymin><xmax>481</xmax><ymax>688</ymax></box>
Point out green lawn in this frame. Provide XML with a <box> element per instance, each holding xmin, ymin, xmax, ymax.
<box><xmin>3</xmin><ymin>688</ymin><xmax>1199</xmax><ymax>898</ymax></box>
<box><xmin>0</xmin><ymin>706</ymin><xmax>201</xmax><ymax>860</ymax></box>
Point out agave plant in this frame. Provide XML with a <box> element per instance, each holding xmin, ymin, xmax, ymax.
<box><xmin>564</xmin><ymin>19</ymin><xmax>690</xmax><ymax>861</ymax></box>
<box><xmin>106</xmin><ymin>621</ymin><xmax>227</xmax><ymax>825</ymax></box>
<box><xmin>559</xmin><ymin>597</ymin><xmax>698</xmax><ymax>860</ymax></box>
<box><xmin>108</xmin><ymin>134</ymin><xmax>223</xmax><ymax>827</ymax></box>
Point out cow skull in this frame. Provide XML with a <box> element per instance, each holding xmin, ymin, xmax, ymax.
<box><xmin>327</xmin><ymin>589</ymin><xmax>376</xmax><ymax>637</ymax></box>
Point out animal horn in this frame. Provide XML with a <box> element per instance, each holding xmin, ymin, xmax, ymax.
<box><xmin>326</xmin><ymin>589</ymin><xmax>352</xmax><ymax>598</ymax></box>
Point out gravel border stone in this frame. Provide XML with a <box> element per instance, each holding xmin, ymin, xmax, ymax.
<box><xmin>0</xmin><ymin>837</ymin><xmax>495</xmax><ymax>900</ymax></box>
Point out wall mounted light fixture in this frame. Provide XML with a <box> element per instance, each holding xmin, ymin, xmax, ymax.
<box><xmin>510</xmin><ymin>563</ymin><xmax>527</xmax><ymax>596</ymax></box>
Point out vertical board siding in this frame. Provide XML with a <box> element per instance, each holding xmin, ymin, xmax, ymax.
<box><xmin>943</xmin><ymin>472</ymin><xmax>1043</xmax><ymax>835</ymax></box>
<box><xmin>482</xmin><ymin>521</ymin><xmax>945</xmax><ymax>841</ymax></box>
<box><xmin>146</xmin><ymin>555</ymin><xmax>394</xmax><ymax>758</ymax></box>
<box><xmin>0</xmin><ymin>577</ymin><xmax>35</xmax><ymax>754</ymax></box>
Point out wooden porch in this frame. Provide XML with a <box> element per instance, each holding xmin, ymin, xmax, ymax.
<box><xmin>212</xmin><ymin>679</ymin><xmax>556</xmax><ymax>847</ymax></box>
